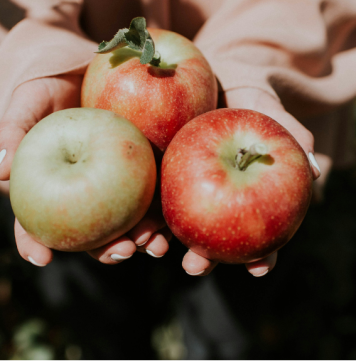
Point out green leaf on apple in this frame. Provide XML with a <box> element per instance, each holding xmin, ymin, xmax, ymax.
<box><xmin>96</xmin><ymin>28</ymin><xmax>129</xmax><ymax>53</ymax></box>
<box><xmin>124</xmin><ymin>17</ymin><xmax>157</xmax><ymax>65</ymax></box>
<box><xmin>140</xmin><ymin>36</ymin><xmax>155</xmax><ymax>64</ymax></box>
<box><xmin>124</xmin><ymin>17</ymin><xmax>148</xmax><ymax>51</ymax></box>
<box><xmin>96</xmin><ymin>17</ymin><xmax>160</xmax><ymax>66</ymax></box>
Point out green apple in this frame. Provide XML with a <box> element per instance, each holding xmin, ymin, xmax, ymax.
<box><xmin>10</xmin><ymin>108</ymin><xmax>156</xmax><ymax>252</ymax></box>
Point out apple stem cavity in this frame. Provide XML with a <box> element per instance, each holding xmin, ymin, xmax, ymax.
<box><xmin>64</xmin><ymin>151</ymin><xmax>78</xmax><ymax>164</ymax></box>
<box><xmin>96</xmin><ymin>17</ymin><xmax>161</xmax><ymax>67</ymax></box>
<box><xmin>236</xmin><ymin>143</ymin><xmax>268</xmax><ymax>171</ymax></box>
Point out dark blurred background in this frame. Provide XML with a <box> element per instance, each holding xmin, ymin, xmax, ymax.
<box><xmin>1</xmin><ymin>0</ymin><xmax>356</xmax><ymax>360</ymax></box>
<box><xmin>2</xmin><ymin>155</ymin><xmax>356</xmax><ymax>359</ymax></box>
<box><xmin>0</xmin><ymin>153</ymin><xmax>356</xmax><ymax>360</ymax></box>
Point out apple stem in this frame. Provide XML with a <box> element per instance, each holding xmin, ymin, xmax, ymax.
<box><xmin>236</xmin><ymin>143</ymin><xmax>268</xmax><ymax>171</ymax></box>
<box><xmin>96</xmin><ymin>17</ymin><xmax>162</xmax><ymax>67</ymax></box>
<box><xmin>150</xmin><ymin>51</ymin><xmax>161</xmax><ymax>67</ymax></box>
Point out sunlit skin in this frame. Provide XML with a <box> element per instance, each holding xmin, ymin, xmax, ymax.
<box><xmin>81</xmin><ymin>28</ymin><xmax>218</xmax><ymax>150</ymax></box>
<box><xmin>162</xmin><ymin>109</ymin><xmax>313</xmax><ymax>264</ymax></box>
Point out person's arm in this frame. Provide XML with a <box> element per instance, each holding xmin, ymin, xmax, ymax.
<box><xmin>181</xmin><ymin>0</ymin><xmax>356</xmax><ymax>277</ymax></box>
<box><xmin>0</xmin><ymin>0</ymin><xmax>97</xmax><ymax>119</ymax></box>
<box><xmin>181</xmin><ymin>87</ymin><xmax>315</xmax><ymax>277</ymax></box>
<box><xmin>194</xmin><ymin>0</ymin><xmax>356</xmax><ymax>117</ymax></box>
<box><xmin>0</xmin><ymin>0</ymin><xmax>171</xmax><ymax>266</ymax></box>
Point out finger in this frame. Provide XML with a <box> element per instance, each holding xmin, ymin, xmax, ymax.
<box><xmin>311</xmin><ymin>153</ymin><xmax>332</xmax><ymax>203</ymax></box>
<box><xmin>14</xmin><ymin>219</ymin><xmax>53</xmax><ymax>267</ymax></box>
<box><xmin>266</xmin><ymin>110</ymin><xmax>320</xmax><ymax>181</ymax></box>
<box><xmin>225</xmin><ymin>88</ymin><xmax>320</xmax><ymax>181</ymax></box>
<box><xmin>136</xmin><ymin>226</ymin><xmax>171</xmax><ymax>258</ymax></box>
<box><xmin>0</xmin><ymin>181</ymin><xmax>9</xmax><ymax>196</ymax></box>
<box><xmin>307</xmin><ymin>150</ymin><xmax>321</xmax><ymax>180</ymax></box>
<box><xmin>182</xmin><ymin>250</ymin><xmax>218</xmax><ymax>276</ymax></box>
<box><xmin>0</xmin><ymin>121</ymin><xmax>28</xmax><ymax>180</ymax></box>
<box><xmin>245</xmin><ymin>252</ymin><xmax>278</xmax><ymax>277</ymax></box>
<box><xmin>0</xmin><ymin>75</ymin><xmax>82</xmax><ymax>181</ymax></box>
<box><xmin>0</xmin><ymin>81</ymin><xmax>51</xmax><ymax>180</ymax></box>
<box><xmin>282</xmin><ymin>118</ymin><xmax>320</xmax><ymax>180</ymax></box>
<box><xmin>126</xmin><ymin>206</ymin><xmax>166</xmax><ymax>247</ymax></box>
<box><xmin>87</xmin><ymin>236</ymin><xmax>137</xmax><ymax>265</ymax></box>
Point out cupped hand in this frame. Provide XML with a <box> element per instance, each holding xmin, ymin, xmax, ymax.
<box><xmin>86</xmin><ymin>194</ymin><xmax>171</xmax><ymax>264</ymax></box>
<box><xmin>181</xmin><ymin>87</ymin><xmax>320</xmax><ymax>277</ymax></box>
<box><xmin>1</xmin><ymin>76</ymin><xmax>170</xmax><ymax>266</ymax></box>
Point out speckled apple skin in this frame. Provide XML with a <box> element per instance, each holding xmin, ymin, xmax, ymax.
<box><xmin>81</xmin><ymin>28</ymin><xmax>218</xmax><ymax>151</ymax></box>
<box><xmin>161</xmin><ymin>109</ymin><xmax>313</xmax><ymax>264</ymax></box>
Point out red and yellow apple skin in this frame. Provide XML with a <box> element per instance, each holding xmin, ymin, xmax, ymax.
<box><xmin>161</xmin><ymin>109</ymin><xmax>313</xmax><ymax>264</ymax></box>
<box><xmin>10</xmin><ymin>108</ymin><xmax>157</xmax><ymax>252</ymax></box>
<box><xmin>81</xmin><ymin>28</ymin><xmax>218</xmax><ymax>151</ymax></box>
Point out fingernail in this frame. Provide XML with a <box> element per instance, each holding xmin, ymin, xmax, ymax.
<box><xmin>110</xmin><ymin>253</ymin><xmax>132</xmax><ymax>261</ymax></box>
<box><xmin>308</xmin><ymin>152</ymin><xmax>321</xmax><ymax>174</ymax></box>
<box><xmin>28</xmin><ymin>256</ymin><xmax>47</xmax><ymax>267</ymax></box>
<box><xmin>186</xmin><ymin>270</ymin><xmax>205</xmax><ymax>276</ymax></box>
<box><xmin>0</xmin><ymin>149</ymin><xmax>6</xmax><ymax>165</ymax></box>
<box><xmin>137</xmin><ymin>240</ymin><xmax>148</xmax><ymax>247</ymax></box>
<box><xmin>146</xmin><ymin>249</ymin><xmax>163</xmax><ymax>258</ymax></box>
<box><xmin>251</xmin><ymin>269</ymin><xmax>268</xmax><ymax>277</ymax></box>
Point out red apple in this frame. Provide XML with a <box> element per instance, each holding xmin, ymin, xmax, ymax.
<box><xmin>161</xmin><ymin>109</ymin><xmax>313</xmax><ymax>264</ymax></box>
<box><xmin>10</xmin><ymin>108</ymin><xmax>156</xmax><ymax>252</ymax></box>
<box><xmin>81</xmin><ymin>21</ymin><xmax>218</xmax><ymax>151</ymax></box>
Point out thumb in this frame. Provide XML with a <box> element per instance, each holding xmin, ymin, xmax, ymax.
<box><xmin>225</xmin><ymin>88</ymin><xmax>321</xmax><ymax>180</ymax></box>
<box><xmin>0</xmin><ymin>79</ymin><xmax>53</xmax><ymax>180</ymax></box>
<box><xmin>0</xmin><ymin>75</ymin><xmax>82</xmax><ymax>181</ymax></box>
<box><xmin>264</xmin><ymin>108</ymin><xmax>321</xmax><ymax>180</ymax></box>
<box><xmin>0</xmin><ymin>119</ymin><xmax>27</xmax><ymax>181</ymax></box>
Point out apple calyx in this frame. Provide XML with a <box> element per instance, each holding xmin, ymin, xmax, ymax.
<box><xmin>96</xmin><ymin>17</ymin><xmax>161</xmax><ymax>67</ymax></box>
<box><xmin>236</xmin><ymin>143</ymin><xmax>268</xmax><ymax>171</ymax></box>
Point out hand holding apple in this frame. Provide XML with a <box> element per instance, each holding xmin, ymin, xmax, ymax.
<box><xmin>224</xmin><ymin>88</ymin><xmax>320</xmax><ymax>180</ymax></box>
<box><xmin>14</xmin><ymin>192</ymin><xmax>171</xmax><ymax>266</ymax></box>
<box><xmin>87</xmin><ymin>191</ymin><xmax>172</xmax><ymax>263</ymax></box>
<box><xmin>180</xmin><ymin>88</ymin><xmax>320</xmax><ymax>277</ymax></box>
<box><xmin>10</xmin><ymin>107</ymin><xmax>157</xmax><ymax>252</ymax></box>
<box><xmin>0</xmin><ymin>77</ymin><xmax>170</xmax><ymax>266</ymax></box>
<box><xmin>162</xmin><ymin>107</ymin><xmax>314</xmax><ymax>275</ymax></box>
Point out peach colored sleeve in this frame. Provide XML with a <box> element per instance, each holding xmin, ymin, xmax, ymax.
<box><xmin>2</xmin><ymin>0</ymin><xmax>356</xmax><ymax>123</ymax></box>
<box><xmin>0</xmin><ymin>0</ymin><xmax>97</xmax><ymax>118</ymax></box>
<box><xmin>194</xmin><ymin>0</ymin><xmax>356</xmax><ymax>119</ymax></box>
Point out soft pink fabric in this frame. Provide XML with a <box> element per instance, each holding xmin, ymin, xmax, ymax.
<box><xmin>1</xmin><ymin>0</ymin><xmax>356</xmax><ymax>167</ymax></box>
<box><xmin>0</xmin><ymin>1</ymin><xmax>96</xmax><ymax>119</ymax></box>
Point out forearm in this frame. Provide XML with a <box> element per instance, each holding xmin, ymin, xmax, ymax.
<box><xmin>194</xmin><ymin>0</ymin><xmax>356</xmax><ymax>119</ymax></box>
